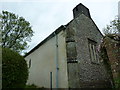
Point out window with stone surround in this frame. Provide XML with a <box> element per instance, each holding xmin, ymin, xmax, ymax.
<box><xmin>88</xmin><ymin>39</ymin><xmax>99</xmax><ymax>63</ymax></box>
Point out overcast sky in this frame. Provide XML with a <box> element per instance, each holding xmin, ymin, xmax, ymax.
<box><xmin>0</xmin><ymin>0</ymin><xmax>120</xmax><ymax>53</ymax></box>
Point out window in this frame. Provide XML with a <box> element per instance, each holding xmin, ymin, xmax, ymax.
<box><xmin>88</xmin><ymin>39</ymin><xmax>99</xmax><ymax>63</ymax></box>
<box><xmin>29</xmin><ymin>59</ymin><xmax>31</xmax><ymax>68</ymax></box>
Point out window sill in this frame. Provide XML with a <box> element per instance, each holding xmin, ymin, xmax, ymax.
<box><xmin>67</xmin><ymin>60</ymin><xmax>78</xmax><ymax>63</ymax></box>
<box><xmin>91</xmin><ymin>61</ymin><xmax>100</xmax><ymax>65</ymax></box>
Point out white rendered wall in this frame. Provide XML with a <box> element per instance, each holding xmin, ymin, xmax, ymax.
<box><xmin>25</xmin><ymin>30</ymin><xmax>68</xmax><ymax>88</ymax></box>
<box><xmin>118</xmin><ymin>1</ymin><xmax>120</xmax><ymax>19</ymax></box>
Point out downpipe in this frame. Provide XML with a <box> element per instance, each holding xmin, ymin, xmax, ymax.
<box><xmin>54</xmin><ymin>32</ymin><xmax>59</xmax><ymax>88</ymax></box>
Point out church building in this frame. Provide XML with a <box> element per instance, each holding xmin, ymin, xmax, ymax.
<box><xmin>25</xmin><ymin>3</ymin><xmax>112</xmax><ymax>88</ymax></box>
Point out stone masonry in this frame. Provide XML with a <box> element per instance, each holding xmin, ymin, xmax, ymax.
<box><xmin>66</xmin><ymin>3</ymin><xmax>112</xmax><ymax>88</ymax></box>
<box><xmin>101</xmin><ymin>34</ymin><xmax>120</xmax><ymax>88</ymax></box>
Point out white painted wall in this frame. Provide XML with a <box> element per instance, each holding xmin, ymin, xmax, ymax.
<box><xmin>25</xmin><ymin>30</ymin><xmax>68</xmax><ymax>88</ymax></box>
<box><xmin>0</xmin><ymin>47</ymin><xmax>2</xmax><ymax>90</ymax></box>
<box><xmin>118</xmin><ymin>1</ymin><xmax>120</xmax><ymax>19</ymax></box>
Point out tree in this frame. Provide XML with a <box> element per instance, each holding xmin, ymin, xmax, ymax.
<box><xmin>1</xmin><ymin>11</ymin><xmax>33</xmax><ymax>53</ymax></box>
<box><xmin>103</xmin><ymin>16</ymin><xmax>120</xmax><ymax>35</ymax></box>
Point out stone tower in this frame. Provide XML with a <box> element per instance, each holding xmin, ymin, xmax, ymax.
<box><xmin>73</xmin><ymin>3</ymin><xmax>91</xmax><ymax>19</ymax></box>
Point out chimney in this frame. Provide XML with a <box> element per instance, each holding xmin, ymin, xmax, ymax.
<box><xmin>118</xmin><ymin>1</ymin><xmax>120</xmax><ymax>20</ymax></box>
<box><xmin>73</xmin><ymin>3</ymin><xmax>91</xmax><ymax>19</ymax></box>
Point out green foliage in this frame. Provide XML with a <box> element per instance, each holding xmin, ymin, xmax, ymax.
<box><xmin>1</xmin><ymin>11</ymin><xmax>34</xmax><ymax>53</ymax></box>
<box><xmin>103</xmin><ymin>16</ymin><xmax>120</xmax><ymax>35</ymax></box>
<box><xmin>114</xmin><ymin>77</ymin><xmax>120</xmax><ymax>88</ymax></box>
<box><xmin>2</xmin><ymin>48</ymin><xmax>28</xmax><ymax>88</ymax></box>
<box><xmin>100</xmin><ymin>46</ymin><xmax>115</xmax><ymax>86</ymax></box>
<box><xmin>100</xmin><ymin>35</ymin><xmax>120</xmax><ymax>89</ymax></box>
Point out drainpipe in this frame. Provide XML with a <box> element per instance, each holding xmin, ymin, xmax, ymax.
<box><xmin>54</xmin><ymin>32</ymin><xmax>59</xmax><ymax>88</ymax></box>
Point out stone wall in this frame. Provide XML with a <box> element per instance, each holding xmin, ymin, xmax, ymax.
<box><xmin>66</xmin><ymin>22</ymin><xmax>79</xmax><ymax>88</ymax></box>
<box><xmin>100</xmin><ymin>34</ymin><xmax>120</xmax><ymax>88</ymax></box>
<box><xmin>66</xmin><ymin>14</ymin><xmax>112</xmax><ymax>88</ymax></box>
<box><xmin>73</xmin><ymin>3</ymin><xmax>91</xmax><ymax>19</ymax></box>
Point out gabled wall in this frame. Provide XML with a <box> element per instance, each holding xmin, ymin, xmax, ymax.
<box><xmin>66</xmin><ymin>14</ymin><xmax>112</xmax><ymax>88</ymax></box>
<box><xmin>24</xmin><ymin>3</ymin><xmax>114</xmax><ymax>88</ymax></box>
<box><xmin>25</xmin><ymin>30</ymin><xmax>68</xmax><ymax>88</ymax></box>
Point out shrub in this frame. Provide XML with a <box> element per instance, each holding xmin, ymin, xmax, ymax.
<box><xmin>2</xmin><ymin>48</ymin><xmax>28</xmax><ymax>88</ymax></box>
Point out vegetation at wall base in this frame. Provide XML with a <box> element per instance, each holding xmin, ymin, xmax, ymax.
<box><xmin>2</xmin><ymin>48</ymin><xmax>28</xmax><ymax>88</ymax></box>
<box><xmin>114</xmin><ymin>77</ymin><xmax>120</xmax><ymax>89</ymax></box>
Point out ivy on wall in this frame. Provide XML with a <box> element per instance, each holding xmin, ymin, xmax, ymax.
<box><xmin>99</xmin><ymin>34</ymin><xmax>120</xmax><ymax>89</ymax></box>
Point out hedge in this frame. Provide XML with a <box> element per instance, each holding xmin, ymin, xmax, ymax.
<box><xmin>2</xmin><ymin>48</ymin><xmax>28</xmax><ymax>88</ymax></box>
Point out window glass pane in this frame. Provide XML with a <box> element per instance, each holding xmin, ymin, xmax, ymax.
<box><xmin>93</xmin><ymin>44</ymin><xmax>96</xmax><ymax>62</ymax></box>
<box><xmin>88</xmin><ymin>39</ymin><xmax>99</xmax><ymax>63</ymax></box>
<box><xmin>90</xmin><ymin>43</ymin><xmax>94</xmax><ymax>62</ymax></box>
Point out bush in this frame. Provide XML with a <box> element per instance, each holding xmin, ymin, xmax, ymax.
<box><xmin>2</xmin><ymin>48</ymin><xmax>28</xmax><ymax>88</ymax></box>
